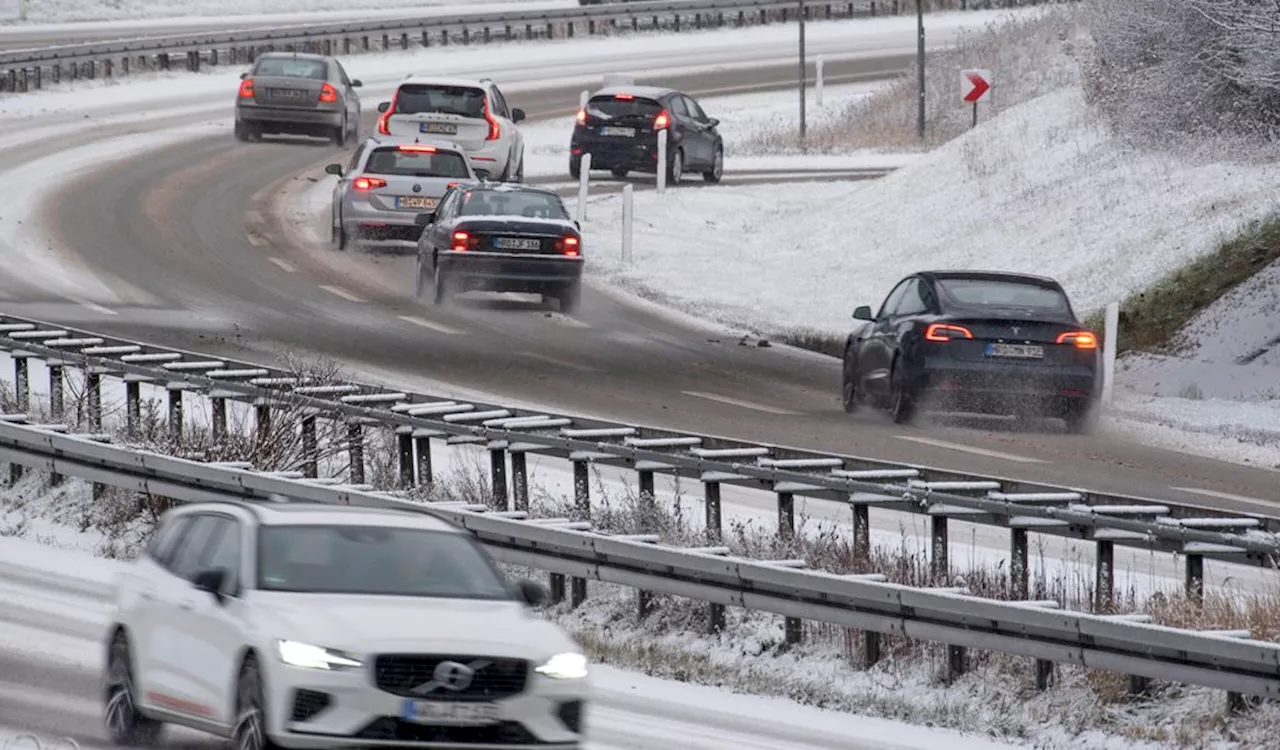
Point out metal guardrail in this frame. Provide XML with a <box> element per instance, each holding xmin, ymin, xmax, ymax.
<box><xmin>0</xmin><ymin>415</ymin><xmax>1277</xmax><ymax>703</ymax></box>
<box><xmin>0</xmin><ymin>310</ymin><xmax>1274</xmax><ymax>615</ymax></box>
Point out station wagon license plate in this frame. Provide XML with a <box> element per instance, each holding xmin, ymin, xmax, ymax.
<box><xmin>985</xmin><ymin>343</ymin><xmax>1044</xmax><ymax>359</ymax></box>
<box><xmin>494</xmin><ymin>237</ymin><xmax>541</xmax><ymax>251</ymax></box>
<box><xmin>401</xmin><ymin>699</ymin><xmax>499</xmax><ymax>726</ymax></box>
<box><xmin>600</xmin><ymin>126</ymin><xmax>635</xmax><ymax>137</ymax></box>
<box><xmin>270</xmin><ymin>88</ymin><xmax>305</xmax><ymax>99</ymax></box>
<box><xmin>420</xmin><ymin>122</ymin><xmax>458</xmax><ymax>134</ymax></box>
<box><xmin>396</xmin><ymin>196</ymin><xmax>438</xmax><ymax>209</ymax></box>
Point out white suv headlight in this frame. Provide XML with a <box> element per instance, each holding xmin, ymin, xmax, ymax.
<box><xmin>277</xmin><ymin>640</ymin><xmax>362</xmax><ymax>670</ymax></box>
<box><xmin>535</xmin><ymin>652</ymin><xmax>588</xmax><ymax>680</ymax></box>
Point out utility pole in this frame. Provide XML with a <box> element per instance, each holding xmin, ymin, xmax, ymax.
<box><xmin>916</xmin><ymin>0</ymin><xmax>926</xmax><ymax>141</ymax></box>
<box><xmin>799</xmin><ymin>0</ymin><xmax>807</xmax><ymax>145</ymax></box>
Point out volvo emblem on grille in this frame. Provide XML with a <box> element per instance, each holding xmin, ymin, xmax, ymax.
<box><xmin>409</xmin><ymin>659</ymin><xmax>492</xmax><ymax>694</ymax></box>
<box><xmin>412</xmin><ymin>183</ymin><xmax>422</xmax><ymax>193</ymax></box>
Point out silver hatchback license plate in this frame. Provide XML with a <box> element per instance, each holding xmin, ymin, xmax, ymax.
<box><xmin>985</xmin><ymin>343</ymin><xmax>1044</xmax><ymax>359</ymax></box>
<box><xmin>600</xmin><ymin>126</ymin><xmax>635</xmax><ymax>137</ymax></box>
<box><xmin>494</xmin><ymin>237</ymin><xmax>541</xmax><ymax>251</ymax></box>
<box><xmin>401</xmin><ymin>699</ymin><xmax>499</xmax><ymax>726</ymax></box>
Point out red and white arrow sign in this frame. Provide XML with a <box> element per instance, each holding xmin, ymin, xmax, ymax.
<box><xmin>961</xmin><ymin>69</ymin><xmax>992</xmax><ymax>104</ymax></box>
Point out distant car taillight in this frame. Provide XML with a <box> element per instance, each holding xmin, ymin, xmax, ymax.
<box><xmin>556</xmin><ymin>236</ymin><xmax>580</xmax><ymax>256</ymax></box>
<box><xmin>484</xmin><ymin>97</ymin><xmax>501</xmax><ymax>141</ymax></box>
<box><xmin>238</xmin><ymin>78</ymin><xmax>255</xmax><ymax>99</ymax></box>
<box><xmin>924</xmin><ymin>323</ymin><xmax>973</xmax><ymax>342</ymax></box>
<box><xmin>1056</xmin><ymin>331</ymin><xmax>1098</xmax><ymax>349</ymax></box>
<box><xmin>653</xmin><ymin>109</ymin><xmax>671</xmax><ymax>130</ymax></box>
<box><xmin>377</xmin><ymin>91</ymin><xmax>399</xmax><ymax>135</ymax></box>
<box><xmin>451</xmin><ymin>231</ymin><xmax>472</xmax><ymax>251</ymax></box>
<box><xmin>575</xmin><ymin>108</ymin><xmax>587</xmax><ymax>125</ymax></box>
<box><xmin>319</xmin><ymin>83</ymin><xmax>338</xmax><ymax>103</ymax></box>
<box><xmin>353</xmin><ymin>176</ymin><xmax>387</xmax><ymax>191</ymax></box>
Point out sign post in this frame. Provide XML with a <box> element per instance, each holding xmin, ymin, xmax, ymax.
<box><xmin>960</xmin><ymin>69</ymin><xmax>992</xmax><ymax>127</ymax></box>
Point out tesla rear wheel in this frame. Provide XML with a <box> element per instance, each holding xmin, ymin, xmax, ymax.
<box><xmin>889</xmin><ymin>363</ymin><xmax>916</xmax><ymax>424</ymax></box>
<box><xmin>1063</xmin><ymin>400</ymin><xmax>1098</xmax><ymax>434</ymax></box>
<box><xmin>104</xmin><ymin>630</ymin><xmax>164</xmax><ymax>747</ymax></box>
<box><xmin>841</xmin><ymin>369</ymin><xmax>859</xmax><ymax>414</ymax></box>
<box><xmin>703</xmin><ymin>146</ymin><xmax>723</xmax><ymax>183</ymax></box>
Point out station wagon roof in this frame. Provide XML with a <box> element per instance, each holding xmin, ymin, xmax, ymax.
<box><xmin>399</xmin><ymin>76</ymin><xmax>492</xmax><ymax>90</ymax></box>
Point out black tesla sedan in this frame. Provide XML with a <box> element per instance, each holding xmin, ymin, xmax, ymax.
<box><xmin>840</xmin><ymin>270</ymin><xmax>1101</xmax><ymax>432</ymax></box>
<box><xmin>414</xmin><ymin>182</ymin><xmax>584</xmax><ymax>312</ymax></box>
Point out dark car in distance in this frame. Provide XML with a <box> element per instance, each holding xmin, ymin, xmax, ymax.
<box><xmin>414</xmin><ymin>183</ymin><xmax>584</xmax><ymax>312</ymax></box>
<box><xmin>234</xmin><ymin>51</ymin><xmax>362</xmax><ymax>145</ymax></box>
<box><xmin>570</xmin><ymin>85</ymin><xmax>723</xmax><ymax>184</ymax></box>
<box><xmin>841</xmin><ymin>270</ymin><xmax>1101</xmax><ymax>432</ymax></box>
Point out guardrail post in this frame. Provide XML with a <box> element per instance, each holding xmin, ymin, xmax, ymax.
<box><xmin>570</xmin><ymin>459</ymin><xmax>589</xmax><ymax>607</ymax></box>
<box><xmin>549</xmin><ymin>572</ymin><xmax>566</xmax><ymax>604</ymax></box>
<box><xmin>1227</xmin><ymin>691</ymin><xmax>1260</xmax><ymax>713</ymax></box>
<box><xmin>347</xmin><ymin>423</ymin><xmax>364</xmax><ymax>484</ymax></box>
<box><xmin>1095</xmin><ymin>539</ymin><xmax>1114</xmax><ymax>611</ymax></box>
<box><xmin>13</xmin><ymin>354</ymin><xmax>29</xmax><ymax>412</ymax></box>
<box><xmin>636</xmin><ymin>466</ymin><xmax>656</xmax><ymax>620</ymax></box>
<box><xmin>1010</xmin><ymin>528</ymin><xmax>1029</xmax><ymax>599</ymax></box>
<box><xmin>862</xmin><ymin>632</ymin><xmax>881</xmax><ymax>668</ymax></box>
<box><xmin>255</xmin><ymin>402</ymin><xmax>271</xmax><ymax>443</ymax></box>
<box><xmin>167</xmin><ymin>385</ymin><xmax>183</xmax><ymax>441</ymax></box>
<box><xmin>852</xmin><ymin>502</ymin><xmax>870</xmax><ymax>561</ymax></box>
<box><xmin>48</xmin><ymin>363</ymin><xmax>63</xmax><ymax>420</ymax></box>
<box><xmin>946</xmin><ymin>645</ymin><xmax>968</xmax><ymax>682</ymax></box>
<box><xmin>704</xmin><ymin>481</ymin><xmax>722</xmax><ymax>541</ymax></box>
<box><xmin>413</xmin><ymin>431</ymin><xmax>432</xmax><ymax>488</ymax></box>
<box><xmin>397</xmin><ymin>428</ymin><xmax>414</xmax><ymax>487</ymax></box>
<box><xmin>511</xmin><ymin>450</ymin><xmax>529</xmax><ymax>511</ymax></box>
<box><xmin>86</xmin><ymin>370</ymin><xmax>102</xmax><ymax>432</ymax></box>
<box><xmin>931</xmin><ymin>516</ymin><xmax>948</xmax><ymax>578</ymax></box>
<box><xmin>1129</xmin><ymin>675</ymin><xmax>1151</xmax><ymax>697</ymax></box>
<box><xmin>1185</xmin><ymin>553</ymin><xmax>1204</xmax><ymax>603</ymax></box>
<box><xmin>777</xmin><ymin>491</ymin><xmax>795</xmax><ymax>539</ymax></box>
<box><xmin>489</xmin><ymin>445</ymin><xmax>508</xmax><ymax>509</ymax></box>
<box><xmin>545</xmin><ymin>22</ymin><xmax>554</xmax><ymax>39</ymax></box>
<box><xmin>301</xmin><ymin>414</ymin><xmax>317</xmax><ymax>478</ymax></box>
<box><xmin>125</xmin><ymin>379</ymin><xmax>141</xmax><ymax>437</ymax></box>
<box><xmin>1035</xmin><ymin>658</ymin><xmax>1054</xmax><ymax>690</ymax></box>
<box><xmin>211</xmin><ymin>396</ymin><xmax>227</xmax><ymax>442</ymax></box>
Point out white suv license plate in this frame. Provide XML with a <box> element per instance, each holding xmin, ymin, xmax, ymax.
<box><xmin>401</xmin><ymin>699</ymin><xmax>500</xmax><ymax>726</ymax></box>
<box><xmin>985</xmin><ymin>343</ymin><xmax>1044</xmax><ymax>359</ymax></box>
<box><xmin>494</xmin><ymin>237</ymin><xmax>541</xmax><ymax>251</ymax></box>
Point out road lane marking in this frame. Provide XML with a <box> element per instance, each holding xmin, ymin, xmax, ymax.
<box><xmin>682</xmin><ymin>390</ymin><xmax>801</xmax><ymax>415</ymax></box>
<box><xmin>1170</xmin><ymin>487</ymin><xmax>1268</xmax><ymax>505</ymax></box>
<box><xmin>243</xmin><ymin>209</ymin><xmax>265</xmax><ymax>226</ymax></box>
<box><xmin>69</xmin><ymin>298</ymin><xmax>118</xmax><ymax>316</ymax></box>
<box><xmin>549</xmin><ymin>314</ymin><xmax>590</xmax><ymax>329</ymax></box>
<box><xmin>894</xmin><ymin>435</ymin><xmax>1044</xmax><ymax>464</ymax></box>
<box><xmin>519</xmin><ymin>351</ymin><xmax>602</xmax><ymax>373</ymax></box>
<box><xmin>397</xmin><ymin>314</ymin><xmax>463</xmax><ymax>335</ymax></box>
<box><xmin>319</xmin><ymin>284</ymin><xmax>364</xmax><ymax>302</ymax></box>
<box><xmin>247</xmin><ymin>233</ymin><xmax>269</xmax><ymax>247</ymax></box>
<box><xmin>268</xmin><ymin>257</ymin><xmax>296</xmax><ymax>273</ymax></box>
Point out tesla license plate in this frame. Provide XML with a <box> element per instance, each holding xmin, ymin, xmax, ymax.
<box><xmin>985</xmin><ymin>343</ymin><xmax>1044</xmax><ymax>359</ymax></box>
<box><xmin>397</xmin><ymin>196</ymin><xmax>438</xmax><ymax>209</ymax></box>
<box><xmin>494</xmin><ymin>237</ymin><xmax>541</xmax><ymax>251</ymax></box>
<box><xmin>420</xmin><ymin>122</ymin><xmax>458</xmax><ymax>134</ymax></box>
<box><xmin>401</xmin><ymin>700</ymin><xmax>500</xmax><ymax>726</ymax></box>
<box><xmin>600</xmin><ymin>126</ymin><xmax>635</xmax><ymax>137</ymax></box>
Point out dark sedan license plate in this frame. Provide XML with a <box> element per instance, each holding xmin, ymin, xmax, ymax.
<box><xmin>401</xmin><ymin>699</ymin><xmax>499</xmax><ymax>726</ymax></box>
<box><xmin>420</xmin><ymin>122</ymin><xmax>458</xmax><ymax>134</ymax></box>
<box><xmin>986</xmin><ymin>343</ymin><xmax>1044</xmax><ymax>359</ymax></box>
<box><xmin>494</xmin><ymin>237</ymin><xmax>541</xmax><ymax>251</ymax></box>
<box><xmin>270</xmin><ymin>88</ymin><xmax>305</xmax><ymax>99</ymax></box>
<box><xmin>397</xmin><ymin>196</ymin><xmax>438</xmax><ymax>209</ymax></box>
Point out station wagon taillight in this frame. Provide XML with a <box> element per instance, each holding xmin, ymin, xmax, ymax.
<box><xmin>353</xmin><ymin>176</ymin><xmax>387</xmax><ymax>191</ymax></box>
<box><xmin>925</xmin><ymin>323</ymin><xmax>973</xmax><ymax>342</ymax></box>
<box><xmin>238</xmin><ymin>78</ymin><xmax>255</xmax><ymax>98</ymax></box>
<box><xmin>451</xmin><ymin>231</ymin><xmax>480</xmax><ymax>251</ymax></box>
<box><xmin>319</xmin><ymin>83</ymin><xmax>338</xmax><ymax>103</ymax></box>
<box><xmin>1057</xmin><ymin>331</ymin><xmax>1098</xmax><ymax>349</ymax></box>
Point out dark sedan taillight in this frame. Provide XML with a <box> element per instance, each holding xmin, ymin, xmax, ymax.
<box><xmin>555</xmin><ymin>236</ymin><xmax>581</xmax><ymax>256</ymax></box>
<box><xmin>451</xmin><ymin>231</ymin><xmax>480</xmax><ymax>251</ymax></box>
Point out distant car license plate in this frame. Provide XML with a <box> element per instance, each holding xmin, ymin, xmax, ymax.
<box><xmin>985</xmin><ymin>343</ymin><xmax>1044</xmax><ymax>359</ymax></box>
<box><xmin>270</xmin><ymin>88</ymin><xmax>304</xmax><ymax>98</ymax></box>
<box><xmin>396</xmin><ymin>196</ymin><xmax>438</xmax><ymax>209</ymax></box>
<box><xmin>494</xmin><ymin>237</ymin><xmax>541</xmax><ymax>250</ymax></box>
<box><xmin>420</xmin><ymin>122</ymin><xmax>458</xmax><ymax>134</ymax></box>
<box><xmin>600</xmin><ymin>126</ymin><xmax>635</xmax><ymax>137</ymax></box>
<box><xmin>401</xmin><ymin>699</ymin><xmax>499</xmax><ymax>726</ymax></box>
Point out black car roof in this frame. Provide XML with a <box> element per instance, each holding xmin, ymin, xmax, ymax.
<box><xmin>593</xmin><ymin>84</ymin><xmax>677</xmax><ymax>100</ymax></box>
<box><xmin>917</xmin><ymin>270</ymin><xmax>1064</xmax><ymax>288</ymax></box>
<box><xmin>460</xmin><ymin>182</ymin><xmax>561</xmax><ymax>198</ymax></box>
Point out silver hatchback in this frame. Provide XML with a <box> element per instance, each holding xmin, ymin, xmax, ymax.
<box><xmin>326</xmin><ymin>138</ymin><xmax>478</xmax><ymax>250</ymax></box>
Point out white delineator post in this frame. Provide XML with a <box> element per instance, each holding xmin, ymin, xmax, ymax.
<box><xmin>576</xmin><ymin>153</ymin><xmax>592</xmax><ymax>222</ymax></box>
<box><xmin>579</xmin><ymin>90</ymin><xmax>589</xmax><ymax>108</ymax></box>
<box><xmin>816</xmin><ymin>57</ymin><xmax>825</xmax><ymax>107</ymax></box>
<box><xmin>621</xmin><ymin>184</ymin><xmax>634</xmax><ymax>264</ymax></box>
<box><xmin>1102</xmin><ymin>301</ymin><xmax>1119</xmax><ymax>404</ymax></box>
<box><xmin>656</xmin><ymin>128</ymin><xmax>668</xmax><ymax>194</ymax></box>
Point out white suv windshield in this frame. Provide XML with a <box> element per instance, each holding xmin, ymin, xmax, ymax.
<box><xmin>257</xmin><ymin>524</ymin><xmax>512</xmax><ymax>599</ymax></box>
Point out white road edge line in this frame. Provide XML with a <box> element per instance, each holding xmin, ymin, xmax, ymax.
<box><xmin>247</xmin><ymin>234</ymin><xmax>269</xmax><ymax>247</ymax></box>
<box><xmin>268</xmin><ymin>257</ymin><xmax>297</xmax><ymax>273</ymax></box>
<box><xmin>318</xmin><ymin>284</ymin><xmax>364</xmax><ymax>303</ymax></box>
<box><xmin>67</xmin><ymin>297</ymin><xmax>118</xmax><ymax>316</ymax></box>
<box><xmin>894</xmin><ymin>435</ymin><xmax>1045</xmax><ymax>464</ymax></box>
<box><xmin>519</xmin><ymin>351</ymin><xmax>601</xmax><ymax>373</ymax></box>
<box><xmin>1170</xmin><ymin>486</ymin><xmax>1268</xmax><ymax>505</ymax></box>
<box><xmin>682</xmin><ymin>390</ymin><xmax>801</xmax><ymax>416</ymax></box>
<box><xmin>397</xmin><ymin>314</ymin><xmax>463</xmax><ymax>336</ymax></box>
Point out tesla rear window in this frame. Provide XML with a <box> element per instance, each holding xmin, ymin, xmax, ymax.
<box><xmin>936</xmin><ymin>278</ymin><xmax>1070</xmax><ymax>311</ymax></box>
<box><xmin>587</xmin><ymin>96</ymin><xmax>663</xmax><ymax>119</ymax></box>
<box><xmin>364</xmin><ymin>147</ymin><xmax>471</xmax><ymax>178</ymax></box>
<box><xmin>459</xmin><ymin>190</ymin><xmax>570</xmax><ymax>220</ymax></box>
<box><xmin>394</xmin><ymin>84</ymin><xmax>487</xmax><ymax>118</ymax></box>
<box><xmin>253</xmin><ymin>58</ymin><xmax>328</xmax><ymax>80</ymax></box>
<box><xmin>256</xmin><ymin>524</ymin><xmax>513</xmax><ymax>599</ymax></box>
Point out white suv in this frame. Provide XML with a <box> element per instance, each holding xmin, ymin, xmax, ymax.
<box><xmin>103</xmin><ymin>501</ymin><xmax>589</xmax><ymax>750</ymax></box>
<box><xmin>376</xmin><ymin>76</ymin><xmax>527</xmax><ymax>182</ymax></box>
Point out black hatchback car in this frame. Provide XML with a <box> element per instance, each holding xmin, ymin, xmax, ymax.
<box><xmin>414</xmin><ymin>182</ymin><xmax>584</xmax><ymax>312</ymax></box>
<box><xmin>570</xmin><ymin>85</ymin><xmax>723</xmax><ymax>184</ymax></box>
<box><xmin>841</xmin><ymin>270</ymin><xmax>1101</xmax><ymax>432</ymax></box>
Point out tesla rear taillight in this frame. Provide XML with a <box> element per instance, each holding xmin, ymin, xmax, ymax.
<box><xmin>653</xmin><ymin>109</ymin><xmax>671</xmax><ymax>130</ymax></box>
<box><xmin>557</xmin><ymin>236</ymin><xmax>580</xmax><ymax>256</ymax></box>
<box><xmin>238</xmin><ymin>78</ymin><xmax>255</xmax><ymax>98</ymax></box>
<box><xmin>1057</xmin><ymin>331</ymin><xmax>1098</xmax><ymax>349</ymax></box>
<box><xmin>451</xmin><ymin>231</ymin><xmax>471</xmax><ymax>251</ymax></box>
<box><xmin>924</xmin><ymin>323</ymin><xmax>973</xmax><ymax>342</ymax></box>
<box><xmin>319</xmin><ymin>83</ymin><xmax>338</xmax><ymax>103</ymax></box>
<box><xmin>353</xmin><ymin>176</ymin><xmax>387</xmax><ymax>191</ymax></box>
